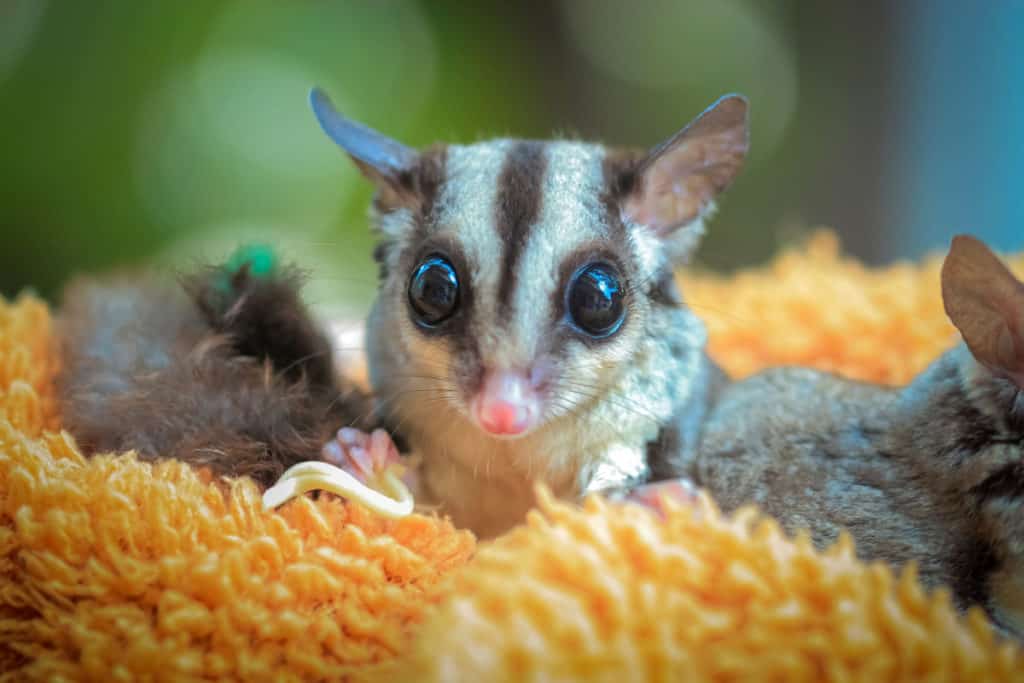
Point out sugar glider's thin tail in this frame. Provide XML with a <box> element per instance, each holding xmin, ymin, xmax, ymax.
<box><xmin>55</xmin><ymin>246</ymin><xmax>372</xmax><ymax>486</ymax></box>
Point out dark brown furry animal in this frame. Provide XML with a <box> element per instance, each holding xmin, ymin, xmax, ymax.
<box><xmin>56</xmin><ymin>260</ymin><xmax>373</xmax><ymax>487</ymax></box>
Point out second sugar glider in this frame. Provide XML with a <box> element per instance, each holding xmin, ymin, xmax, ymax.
<box><xmin>308</xmin><ymin>88</ymin><xmax>748</xmax><ymax>539</ymax></box>
<box><xmin>57</xmin><ymin>251</ymin><xmax>374</xmax><ymax>486</ymax></box>
<box><xmin>690</xmin><ymin>235</ymin><xmax>1024</xmax><ymax>634</ymax></box>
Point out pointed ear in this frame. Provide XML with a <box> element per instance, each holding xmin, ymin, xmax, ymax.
<box><xmin>942</xmin><ymin>234</ymin><xmax>1024</xmax><ymax>387</ymax></box>
<box><xmin>309</xmin><ymin>87</ymin><xmax>421</xmax><ymax>208</ymax></box>
<box><xmin>623</xmin><ymin>94</ymin><xmax>749</xmax><ymax>237</ymax></box>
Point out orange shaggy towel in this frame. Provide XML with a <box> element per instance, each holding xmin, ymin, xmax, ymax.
<box><xmin>2</xmin><ymin>232</ymin><xmax>1023</xmax><ymax>681</ymax></box>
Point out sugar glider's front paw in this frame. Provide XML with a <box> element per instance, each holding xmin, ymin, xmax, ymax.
<box><xmin>321</xmin><ymin>427</ymin><xmax>403</xmax><ymax>485</ymax></box>
<box><xmin>622</xmin><ymin>477</ymin><xmax>700</xmax><ymax>517</ymax></box>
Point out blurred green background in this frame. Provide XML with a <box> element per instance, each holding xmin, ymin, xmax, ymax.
<box><xmin>2</xmin><ymin>1</ymin><xmax>1021</xmax><ymax>318</ymax></box>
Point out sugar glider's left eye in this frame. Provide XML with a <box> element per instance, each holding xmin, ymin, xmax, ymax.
<box><xmin>567</xmin><ymin>263</ymin><xmax>625</xmax><ymax>338</ymax></box>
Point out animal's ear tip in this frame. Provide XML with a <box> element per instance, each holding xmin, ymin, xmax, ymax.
<box><xmin>720</xmin><ymin>93</ymin><xmax>749</xmax><ymax>105</ymax></box>
<box><xmin>308</xmin><ymin>86</ymin><xmax>336</xmax><ymax>119</ymax></box>
<box><xmin>711</xmin><ymin>93</ymin><xmax>749</xmax><ymax>119</ymax></box>
<box><xmin>950</xmin><ymin>234</ymin><xmax>976</xmax><ymax>250</ymax></box>
<box><xmin>945</xmin><ymin>234</ymin><xmax>990</xmax><ymax>264</ymax></box>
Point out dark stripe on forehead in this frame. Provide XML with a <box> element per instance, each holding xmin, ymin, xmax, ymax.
<box><xmin>495</xmin><ymin>142</ymin><xmax>548</xmax><ymax>318</ymax></box>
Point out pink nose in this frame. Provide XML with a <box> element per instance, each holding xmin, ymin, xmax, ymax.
<box><xmin>472</xmin><ymin>370</ymin><xmax>541</xmax><ymax>436</ymax></box>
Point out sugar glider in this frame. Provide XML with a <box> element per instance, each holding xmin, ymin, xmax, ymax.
<box><xmin>306</xmin><ymin>87</ymin><xmax>746</xmax><ymax>539</ymax></box>
<box><xmin>688</xmin><ymin>235</ymin><xmax>1024</xmax><ymax>634</ymax></box>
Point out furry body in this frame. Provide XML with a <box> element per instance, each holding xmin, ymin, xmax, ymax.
<box><xmin>57</xmin><ymin>263</ymin><xmax>371</xmax><ymax>487</ymax></box>
<box><xmin>692</xmin><ymin>352</ymin><xmax>1023</xmax><ymax>626</ymax></box>
<box><xmin>686</xmin><ymin>237</ymin><xmax>1024</xmax><ymax>634</ymax></box>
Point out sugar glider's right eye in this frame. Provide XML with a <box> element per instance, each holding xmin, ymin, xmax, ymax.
<box><xmin>408</xmin><ymin>255</ymin><xmax>460</xmax><ymax>326</ymax></box>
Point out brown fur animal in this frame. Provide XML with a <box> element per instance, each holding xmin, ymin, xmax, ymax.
<box><xmin>687</xmin><ymin>235</ymin><xmax>1024</xmax><ymax>634</ymax></box>
<box><xmin>56</xmin><ymin>261</ymin><xmax>372</xmax><ymax>487</ymax></box>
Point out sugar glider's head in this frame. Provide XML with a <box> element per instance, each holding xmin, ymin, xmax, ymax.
<box><xmin>312</xmin><ymin>88</ymin><xmax>749</xmax><ymax>439</ymax></box>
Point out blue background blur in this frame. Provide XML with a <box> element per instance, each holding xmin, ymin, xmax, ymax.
<box><xmin>1</xmin><ymin>1</ymin><xmax>1020</xmax><ymax>317</ymax></box>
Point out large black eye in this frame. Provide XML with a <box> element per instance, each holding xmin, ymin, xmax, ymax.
<box><xmin>567</xmin><ymin>263</ymin><xmax>625</xmax><ymax>337</ymax></box>
<box><xmin>408</xmin><ymin>255</ymin><xmax>460</xmax><ymax>326</ymax></box>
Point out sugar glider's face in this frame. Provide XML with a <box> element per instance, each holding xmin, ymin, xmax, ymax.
<box><xmin>311</xmin><ymin>89</ymin><xmax>749</xmax><ymax>438</ymax></box>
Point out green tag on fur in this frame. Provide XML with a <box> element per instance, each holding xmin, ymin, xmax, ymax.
<box><xmin>227</xmin><ymin>243</ymin><xmax>277</xmax><ymax>278</ymax></box>
<box><xmin>215</xmin><ymin>243</ymin><xmax>278</xmax><ymax>294</ymax></box>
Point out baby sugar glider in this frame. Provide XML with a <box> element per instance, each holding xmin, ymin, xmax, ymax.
<box><xmin>308</xmin><ymin>88</ymin><xmax>748</xmax><ymax>538</ymax></box>
<box><xmin>688</xmin><ymin>235</ymin><xmax>1024</xmax><ymax>635</ymax></box>
<box><xmin>56</xmin><ymin>250</ymin><xmax>374</xmax><ymax>486</ymax></box>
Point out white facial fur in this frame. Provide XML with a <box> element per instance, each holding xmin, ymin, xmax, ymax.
<box><xmin>382</xmin><ymin>140</ymin><xmax>662</xmax><ymax>424</ymax></box>
<box><xmin>360</xmin><ymin>138</ymin><xmax>711</xmax><ymax>536</ymax></box>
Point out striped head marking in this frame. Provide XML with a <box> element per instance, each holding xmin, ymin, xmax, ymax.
<box><xmin>312</xmin><ymin>88</ymin><xmax>749</xmax><ymax>439</ymax></box>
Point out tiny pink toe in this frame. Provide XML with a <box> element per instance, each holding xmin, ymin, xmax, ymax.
<box><xmin>626</xmin><ymin>479</ymin><xmax>699</xmax><ymax>518</ymax></box>
<box><xmin>337</xmin><ymin>427</ymin><xmax>365</xmax><ymax>447</ymax></box>
<box><xmin>347</xmin><ymin>446</ymin><xmax>374</xmax><ymax>478</ymax></box>
<box><xmin>321</xmin><ymin>440</ymin><xmax>345</xmax><ymax>465</ymax></box>
<box><xmin>368</xmin><ymin>429</ymin><xmax>399</xmax><ymax>469</ymax></box>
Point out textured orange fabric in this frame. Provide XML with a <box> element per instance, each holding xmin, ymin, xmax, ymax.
<box><xmin>399</xmin><ymin>492</ymin><xmax>1023</xmax><ymax>682</ymax></box>
<box><xmin>1</xmin><ymin>232</ymin><xmax>1022</xmax><ymax>681</ymax></box>
<box><xmin>0</xmin><ymin>296</ymin><xmax>475</xmax><ymax>681</ymax></box>
<box><xmin>680</xmin><ymin>231</ymin><xmax>977</xmax><ymax>385</ymax></box>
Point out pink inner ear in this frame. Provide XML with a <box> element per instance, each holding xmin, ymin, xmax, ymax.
<box><xmin>622</xmin><ymin>96</ymin><xmax>748</xmax><ymax>236</ymax></box>
<box><xmin>626</xmin><ymin>152</ymin><xmax>744</xmax><ymax>236</ymax></box>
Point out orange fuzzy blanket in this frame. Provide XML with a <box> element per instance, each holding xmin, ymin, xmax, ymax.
<box><xmin>2</xmin><ymin>232</ymin><xmax>1023</xmax><ymax>681</ymax></box>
